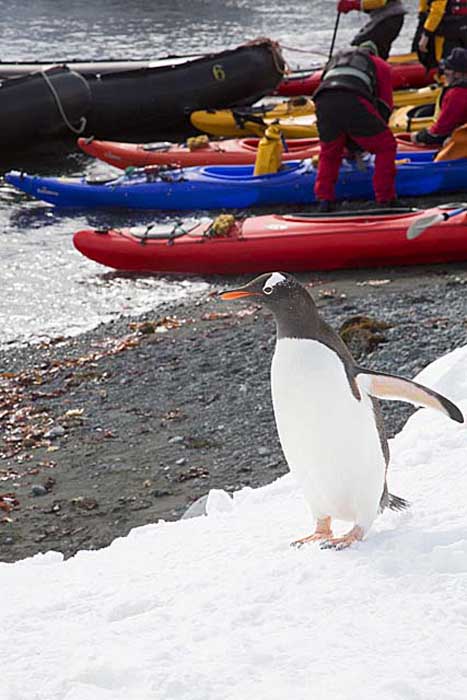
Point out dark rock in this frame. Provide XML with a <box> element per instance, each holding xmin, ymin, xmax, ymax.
<box><xmin>153</xmin><ymin>489</ymin><xmax>173</xmax><ymax>498</ymax></box>
<box><xmin>31</xmin><ymin>485</ymin><xmax>48</xmax><ymax>497</ymax></box>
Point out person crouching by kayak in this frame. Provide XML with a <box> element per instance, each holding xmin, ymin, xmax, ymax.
<box><xmin>312</xmin><ymin>41</ymin><xmax>397</xmax><ymax>212</ymax></box>
<box><xmin>337</xmin><ymin>0</ymin><xmax>406</xmax><ymax>60</ymax></box>
<box><xmin>413</xmin><ymin>0</ymin><xmax>467</xmax><ymax>70</ymax></box>
<box><xmin>411</xmin><ymin>47</ymin><xmax>467</xmax><ymax>145</ymax></box>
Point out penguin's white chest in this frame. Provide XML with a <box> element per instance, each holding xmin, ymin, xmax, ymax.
<box><xmin>271</xmin><ymin>338</ymin><xmax>385</xmax><ymax>526</ymax></box>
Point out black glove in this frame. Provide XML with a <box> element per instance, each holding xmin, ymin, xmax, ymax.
<box><xmin>414</xmin><ymin>128</ymin><xmax>446</xmax><ymax>145</ymax></box>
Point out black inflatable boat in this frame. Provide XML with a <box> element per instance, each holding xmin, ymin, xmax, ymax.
<box><xmin>0</xmin><ymin>66</ymin><xmax>91</xmax><ymax>151</ymax></box>
<box><xmin>0</xmin><ymin>40</ymin><xmax>285</xmax><ymax>153</ymax></box>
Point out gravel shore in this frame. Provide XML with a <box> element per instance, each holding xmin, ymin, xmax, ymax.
<box><xmin>1</xmin><ymin>262</ymin><xmax>467</xmax><ymax>563</ymax></box>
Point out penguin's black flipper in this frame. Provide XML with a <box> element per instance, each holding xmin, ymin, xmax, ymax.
<box><xmin>356</xmin><ymin>370</ymin><xmax>464</xmax><ymax>424</ymax></box>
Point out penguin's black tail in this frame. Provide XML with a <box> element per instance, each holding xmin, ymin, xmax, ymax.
<box><xmin>388</xmin><ymin>493</ymin><xmax>410</xmax><ymax>511</ymax></box>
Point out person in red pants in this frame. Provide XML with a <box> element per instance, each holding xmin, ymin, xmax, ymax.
<box><xmin>337</xmin><ymin>0</ymin><xmax>406</xmax><ymax>60</ymax></box>
<box><xmin>312</xmin><ymin>41</ymin><xmax>397</xmax><ymax>211</ymax></box>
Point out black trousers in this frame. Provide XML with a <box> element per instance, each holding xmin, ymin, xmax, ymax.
<box><xmin>412</xmin><ymin>14</ymin><xmax>467</xmax><ymax>69</ymax></box>
<box><xmin>351</xmin><ymin>14</ymin><xmax>405</xmax><ymax>60</ymax></box>
<box><xmin>314</xmin><ymin>91</ymin><xmax>387</xmax><ymax>142</ymax></box>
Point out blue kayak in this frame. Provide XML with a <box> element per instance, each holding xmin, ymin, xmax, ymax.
<box><xmin>5</xmin><ymin>153</ymin><xmax>467</xmax><ymax>210</ymax></box>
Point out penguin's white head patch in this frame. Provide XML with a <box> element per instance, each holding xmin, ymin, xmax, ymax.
<box><xmin>263</xmin><ymin>272</ymin><xmax>287</xmax><ymax>295</ymax></box>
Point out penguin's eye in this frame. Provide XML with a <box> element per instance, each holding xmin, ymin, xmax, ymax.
<box><xmin>263</xmin><ymin>286</ymin><xmax>273</xmax><ymax>295</ymax></box>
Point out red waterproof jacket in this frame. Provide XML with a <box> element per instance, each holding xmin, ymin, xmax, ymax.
<box><xmin>431</xmin><ymin>84</ymin><xmax>467</xmax><ymax>135</ymax></box>
<box><xmin>415</xmin><ymin>81</ymin><xmax>467</xmax><ymax>143</ymax></box>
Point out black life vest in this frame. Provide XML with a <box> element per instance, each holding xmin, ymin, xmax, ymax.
<box><xmin>314</xmin><ymin>49</ymin><xmax>377</xmax><ymax>101</ymax></box>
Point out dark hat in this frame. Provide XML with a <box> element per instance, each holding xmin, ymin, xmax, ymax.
<box><xmin>440</xmin><ymin>47</ymin><xmax>467</xmax><ymax>73</ymax></box>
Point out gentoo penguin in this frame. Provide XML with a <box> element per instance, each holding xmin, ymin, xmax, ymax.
<box><xmin>221</xmin><ymin>272</ymin><xmax>463</xmax><ymax>549</ymax></box>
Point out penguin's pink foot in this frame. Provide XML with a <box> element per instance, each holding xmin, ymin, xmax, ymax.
<box><xmin>320</xmin><ymin>525</ymin><xmax>364</xmax><ymax>551</ymax></box>
<box><xmin>291</xmin><ymin>516</ymin><xmax>333</xmax><ymax>548</ymax></box>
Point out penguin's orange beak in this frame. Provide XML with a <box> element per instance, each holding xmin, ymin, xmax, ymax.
<box><xmin>220</xmin><ymin>290</ymin><xmax>258</xmax><ymax>300</ymax></box>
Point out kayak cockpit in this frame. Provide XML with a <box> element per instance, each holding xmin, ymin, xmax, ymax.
<box><xmin>201</xmin><ymin>160</ymin><xmax>305</xmax><ymax>179</ymax></box>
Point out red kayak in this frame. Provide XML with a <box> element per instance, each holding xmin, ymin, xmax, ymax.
<box><xmin>73</xmin><ymin>206</ymin><xmax>467</xmax><ymax>275</ymax></box>
<box><xmin>277</xmin><ymin>56</ymin><xmax>437</xmax><ymax>97</ymax></box>
<box><xmin>78</xmin><ymin>134</ymin><xmax>435</xmax><ymax>169</ymax></box>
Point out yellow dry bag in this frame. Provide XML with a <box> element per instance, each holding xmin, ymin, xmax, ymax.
<box><xmin>253</xmin><ymin>122</ymin><xmax>283</xmax><ymax>176</ymax></box>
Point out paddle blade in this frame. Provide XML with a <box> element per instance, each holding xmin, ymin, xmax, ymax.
<box><xmin>406</xmin><ymin>212</ymin><xmax>444</xmax><ymax>240</ymax></box>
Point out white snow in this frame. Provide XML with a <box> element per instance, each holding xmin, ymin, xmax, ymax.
<box><xmin>2</xmin><ymin>347</ymin><xmax>467</xmax><ymax>700</ymax></box>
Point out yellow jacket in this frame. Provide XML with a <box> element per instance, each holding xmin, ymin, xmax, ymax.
<box><xmin>418</xmin><ymin>0</ymin><xmax>448</xmax><ymax>33</ymax></box>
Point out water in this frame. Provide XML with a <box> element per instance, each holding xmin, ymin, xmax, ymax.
<box><xmin>0</xmin><ymin>1</ymin><xmax>419</xmax><ymax>346</ymax></box>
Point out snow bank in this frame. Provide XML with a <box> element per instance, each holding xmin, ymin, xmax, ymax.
<box><xmin>2</xmin><ymin>348</ymin><xmax>467</xmax><ymax>700</ymax></box>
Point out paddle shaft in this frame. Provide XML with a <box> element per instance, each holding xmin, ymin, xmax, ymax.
<box><xmin>328</xmin><ymin>12</ymin><xmax>341</xmax><ymax>61</ymax></box>
<box><xmin>444</xmin><ymin>205</ymin><xmax>467</xmax><ymax>219</ymax></box>
<box><xmin>435</xmin><ymin>206</ymin><xmax>467</xmax><ymax>227</ymax></box>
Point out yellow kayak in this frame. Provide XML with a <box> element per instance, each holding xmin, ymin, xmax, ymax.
<box><xmin>192</xmin><ymin>103</ymin><xmax>437</xmax><ymax>140</ymax></box>
<box><xmin>190</xmin><ymin>107</ymin><xmax>319</xmax><ymax>138</ymax></box>
<box><xmin>191</xmin><ymin>85</ymin><xmax>440</xmax><ymax>139</ymax></box>
<box><xmin>278</xmin><ymin>106</ymin><xmax>437</xmax><ymax>138</ymax></box>
<box><xmin>190</xmin><ymin>96</ymin><xmax>314</xmax><ymax>138</ymax></box>
<box><xmin>393</xmin><ymin>84</ymin><xmax>440</xmax><ymax>108</ymax></box>
<box><xmin>192</xmin><ymin>103</ymin><xmax>437</xmax><ymax>139</ymax></box>
<box><xmin>389</xmin><ymin>104</ymin><xmax>436</xmax><ymax>134</ymax></box>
